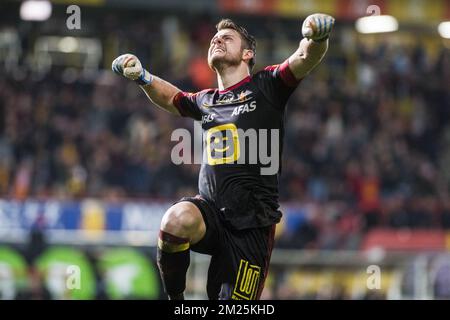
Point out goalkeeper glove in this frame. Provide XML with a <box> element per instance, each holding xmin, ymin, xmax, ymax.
<box><xmin>302</xmin><ymin>13</ymin><xmax>335</xmax><ymax>42</ymax></box>
<box><xmin>111</xmin><ymin>54</ymin><xmax>153</xmax><ymax>86</ymax></box>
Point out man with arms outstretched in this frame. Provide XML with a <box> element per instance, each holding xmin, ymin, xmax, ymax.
<box><xmin>112</xmin><ymin>13</ymin><xmax>335</xmax><ymax>300</ymax></box>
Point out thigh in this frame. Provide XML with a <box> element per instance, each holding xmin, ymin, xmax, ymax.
<box><xmin>175</xmin><ymin>195</ymin><xmax>222</xmax><ymax>255</ymax></box>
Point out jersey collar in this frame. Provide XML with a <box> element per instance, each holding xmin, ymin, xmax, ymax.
<box><xmin>218</xmin><ymin>76</ymin><xmax>251</xmax><ymax>94</ymax></box>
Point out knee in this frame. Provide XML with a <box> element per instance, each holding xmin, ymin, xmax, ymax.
<box><xmin>161</xmin><ymin>202</ymin><xmax>203</xmax><ymax>239</ymax></box>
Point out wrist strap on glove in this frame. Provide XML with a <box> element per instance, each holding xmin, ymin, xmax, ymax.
<box><xmin>312</xmin><ymin>35</ymin><xmax>329</xmax><ymax>43</ymax></box>
<box><xmin>135</xmin><ymin>69</ymin><xmax>154</xmax><ymax>86</ymax></box>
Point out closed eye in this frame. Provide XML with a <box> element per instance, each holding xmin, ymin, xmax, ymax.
<box><xmin>210</xmin><ymin>34</ymin><xmax>235</xmax><ymax>45</ymax></box>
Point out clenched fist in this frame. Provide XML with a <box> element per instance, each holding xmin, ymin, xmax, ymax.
<box><xmin>302</xmin><ymin>13</ymin><xmax>335</xmax><ymax>42</ymax></box>
<box><xmin>112</xmin><ymin>54</ymin><xmax>153</xmax><ymax>86</ymax></box>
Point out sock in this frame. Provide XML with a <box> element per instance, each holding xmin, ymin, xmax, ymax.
<box><xmin>157</xmin><ymin>230</ymin><xmax>190</xmax><ymax>298</ymax></box>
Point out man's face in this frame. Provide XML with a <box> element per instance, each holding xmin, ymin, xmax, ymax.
<box><xmin>208</xmin><ymin>28</ymin><xmax>245</xmax><ymax>71</ymax></box>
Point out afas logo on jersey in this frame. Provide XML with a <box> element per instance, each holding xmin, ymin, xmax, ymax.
<box><xmin>231</xmin><ymin>101</ymin><xmax>256</xmax><ymax>116</ymax></box>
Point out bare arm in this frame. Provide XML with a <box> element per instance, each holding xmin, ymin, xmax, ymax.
<box><xmin>112</xmin><ymin>53</ymin><xmax>182</xmax><ymax>116</ymax></box>
<box><xmin>139</xmin><ymin>76</ymin><xmax>181</xmax><ymax>115</ymax></box>
<box><xmin>288</xmin><ymin>38</ymin><xmax>328</xmax><ymax>80</ymax></box>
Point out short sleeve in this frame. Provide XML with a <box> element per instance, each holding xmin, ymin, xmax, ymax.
<box><xmin>173</xmin><ymin>91</ymin><xmax>203</xmax><ymax>121</ymax></box>
<box><xmin>255</xmin><ymin>60</ymin><xmax>302</xmax><ymax>110</ymax></box>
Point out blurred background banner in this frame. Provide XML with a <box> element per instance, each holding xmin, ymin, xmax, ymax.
<box><xmin>0</xmin><ymin>0</ymin><xmax>449</xmax><ymax>300</ymax></box>
<box><xmin>0</xmin><ymin>199</ymin><xmax>166</xmax><ymax>245</ymax></box>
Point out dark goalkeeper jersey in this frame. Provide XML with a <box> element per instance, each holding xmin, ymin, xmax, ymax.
<box><xmin>173</xmin><ymin>60</ymin><xmax>301</xmax><ymax>230</ymax></box>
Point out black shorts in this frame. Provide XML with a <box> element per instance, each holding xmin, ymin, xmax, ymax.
<box><xmin>175</xmin><ymin>195</ymin><xmax>276</xmax><ymax>300</ymax></box>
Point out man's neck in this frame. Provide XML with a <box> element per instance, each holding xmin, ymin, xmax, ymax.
<box><xmin>217</xmin><ymin>64</ymin><xmax>250</xmax><ymax>91</ymax></box>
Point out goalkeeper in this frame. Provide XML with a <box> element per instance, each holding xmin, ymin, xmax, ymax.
<box><xmin>113</xmin><ymin>14</ymin><xmax>335</xmax><ymax>300</ymax></box>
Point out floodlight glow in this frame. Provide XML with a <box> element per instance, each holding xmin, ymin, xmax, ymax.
<box><xmin>355</xmin><ymin>15</ymin><xmax>398</xmax><ymax>34</ymax></box>
<box><xmin>438</xmin><ymin>21</ymin><xmax>450</xmax><ymax>39</ymax></box>
<box><xmin>20</xmin><ymin>0</ymin><xmax>52</xmax><ymax>21</ymax></box>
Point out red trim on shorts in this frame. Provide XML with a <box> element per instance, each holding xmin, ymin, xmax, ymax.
<box><xmin>256</xmin><ymin>224</ymin><xmax>276</xmax><ymax>299</ymax></box>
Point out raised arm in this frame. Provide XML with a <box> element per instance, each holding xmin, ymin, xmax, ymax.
<box><xmin>287</xmin><ymin>13</ymin><xmax>335</xmax><ymax>80</ymax></box>
<box><xmin>112</xmin><ymin>54</ymin><xmax>181</xmax><ymax>115</ymax></box>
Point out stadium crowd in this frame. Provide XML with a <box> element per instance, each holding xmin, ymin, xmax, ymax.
<box><xmin>0</xmin><ymin>12</ymin><xmax>449</xmax><ymax>252</ymax></box>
